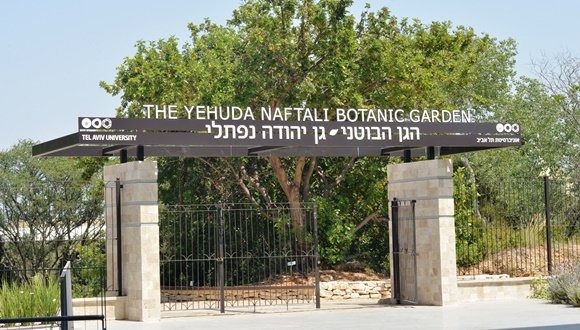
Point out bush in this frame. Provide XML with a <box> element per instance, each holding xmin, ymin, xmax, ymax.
<box><xmin>530</xmin><ymin>277</ymin><xmax>550</xmax><ymax>299</ymax></box>
<box><xmin>454</xmin><ymin>167</ymin><xmax>487</xmax><ymax>267</ymax></box>
<box><xmin>546</xmin><ymin>263</ymin><xmax>580</xmax><ymax>306</ymax></box>
<box><xmin>72</xmin><ymin>240</ymin><xmax>106</xmax><ymax>297</ymax></box>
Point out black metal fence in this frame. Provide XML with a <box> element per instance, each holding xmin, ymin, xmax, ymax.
<box><xmin>456</xmin><ymin>176</ymin><xmax>579</xmax><ymax>277</ymax></box>
<box><xmin>159</xmin><ymin>203</ymin><xmax>320</xmax><ymax>313</ymax></box>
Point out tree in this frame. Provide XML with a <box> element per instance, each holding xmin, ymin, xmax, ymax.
<box><xmin>0</xmin><ymin>141</ymin><xmax>104</xmax><ymax>280</ymax></box>
<box><xmin>462</xmin><ymin>52</ymin><xmax>578</xmax><ymax>232</ymax></box>
<box><xmin>532</xmin><ymin>51</ymin><xmax>579</xmax><ymax>135</ymax></box>
<box><xmin>467</xmin><ymin>53</ymin><xmax>578</xmax><ymax>185</ymax></box>
<box><xmin>101</xmin><ymin>0</ymin><xmax>517</xmax><ymax>268</ymax></box>
<box><xmin>531</xmin><ymin>52</ymin><xmax>579</xmax><ymax>182</ymax></box>
<box><xmin>315</xmin><ymin>157</ymin><xmax>390</xmax><ymax>271</ymax></box>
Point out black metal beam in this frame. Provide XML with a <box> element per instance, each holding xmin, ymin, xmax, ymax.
<box><xmin>31</xmin><ymin>133</ymin><xmax>79</xmax><ymax>156</ymax></box>
<box><xmin>247</xmin><ymin>146</ymin><xmax>286</xmax><ymax>155</ymax></box>
<box><xmin>102</xmin><ymin>145</ymin><xmax>131</xmax><ymax>156</ymax></box>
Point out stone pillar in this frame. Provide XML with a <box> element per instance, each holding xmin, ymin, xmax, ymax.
<box><xmin>387</xmin><ymin>159</ymin><xmax>458</xmax><ymax>305</ymax></box>
<box><xmin>104</xmin><ymin>160</ymin><xmax>160</xmax><ymax>321</ymax></box>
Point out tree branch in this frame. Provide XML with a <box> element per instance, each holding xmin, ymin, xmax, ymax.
<box><xmin>294</xmin><ymin>156</ymin><xmax>307</xmax><ymax>188</ymax></box>
<box><xmin>240</xmin><ymin>165</ymin><xmax>274</xmax><ymax>205</ymax></box>
<box><xmin>320</xmin><ymin>157</ymin><xmax>357</xmax><ymax>197</ymax></box>
<box><xmin>268</xmin><ymin>156</ymin><xmax>292</xmax><ymax>197</ymax></box>
<box><xmin>351</xmin><ymin>211</ymin><xmax>387</xmax><ymax>235</ymax></box>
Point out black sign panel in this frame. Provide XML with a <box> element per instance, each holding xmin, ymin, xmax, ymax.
<box><xmin>77</xmin><ymin>117</ymin><xmax>522</xmax><ymax>148</ymax></box>
<box><xmin>31</xmin><ymin>116</ymin><xmax>523</xmax><ymax>158</ymax></box>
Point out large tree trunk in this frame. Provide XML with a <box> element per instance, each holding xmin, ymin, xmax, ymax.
<box><xmin>268</xmin><ymin>155</ymin><xmax>319</xmax><ymax>261</ymax></box>
<box><xmin>268</xmin><ymin>156</ymin><xmax>305</xmax><ymax>228</ymax></box>
<box><xmin>268</xmin><ymin>155</ymin><xmax>318</xmax><ymax>277</ymax></box>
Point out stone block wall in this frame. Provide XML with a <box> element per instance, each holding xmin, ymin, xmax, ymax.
<box><xmin>104</xmin><ymin>161</ymin><xmax>161</xmax><ymax>321</ymax></box>
<box><xmin>457</xmin><ymin>277</ymin><xmax>533</xmax><ymax>302</ymax></box>
<box><xmin>387</xmin><ymin>159</ymin><xmax>458</xmax><ymax>306</ymax></box>
<box><xmin>320</xmin><ymin>281</ymin><xmax>390</xmax><ymax>300</ymax></box>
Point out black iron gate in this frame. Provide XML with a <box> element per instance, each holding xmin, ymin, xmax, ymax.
<box><xmin>391</xmin><ymin>198</ymin><xmax>418</xmax><ymax>304</ymax></box>
<box><xmin>159</xmin><ymin>203</ymin><xmax>320</xmax><ymax>312</ymax></box>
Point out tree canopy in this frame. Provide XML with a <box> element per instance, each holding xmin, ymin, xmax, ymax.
<box><xmin>0</xmin><ymin>141</ymin><xmax>104</xmax><ymax>279</ymax></box>
<box><xmin>100</xmin><ymin>0</ymin><xmax>523</xmax><ymax>271</ymax></box>
<box><xmin>101</xmin><ymin>0</ymin><xmax>516</xmax><ymax>202</ymax></box>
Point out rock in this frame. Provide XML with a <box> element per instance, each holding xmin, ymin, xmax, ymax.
<box><xmin>332</xmin><ymin>289</ymin><xmax>346</xmax><ymax>296</ymax></box>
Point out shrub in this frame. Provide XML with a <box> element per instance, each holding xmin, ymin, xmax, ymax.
<box><xmin>72</xmin><ymin>240</ymin><xmax>106</xmax><ymax>297</ymax></box>
<box><xmin>454</xmin><ymin>167</ymin><xmax>487</xmax><ymax>267</ymax></box>
<box><xmin>546</xmin><ymin>263</ymin><xmax>580</xmax><ymax>306</ymax></box>
<box><xmin>530</xmin><ymin>277</ymin><xmax>549</xmax><ymax>299</ymax></box>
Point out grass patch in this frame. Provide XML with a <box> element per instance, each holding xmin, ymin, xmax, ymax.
<box><xmin>0</xmin><ymin>274</ymin><xmax>59</xmax><ymax>324</ymax></box>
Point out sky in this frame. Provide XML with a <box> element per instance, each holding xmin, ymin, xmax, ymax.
<box><xmin>1</xmin><ymin>0</ymin><xmax>578</xmax><ymax>151</ymax></box>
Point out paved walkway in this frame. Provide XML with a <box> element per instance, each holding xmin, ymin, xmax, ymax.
<box><xmin>102</xmin><ymin>299</ymin><xmax>580</xmax><ymax>330</ymax></box>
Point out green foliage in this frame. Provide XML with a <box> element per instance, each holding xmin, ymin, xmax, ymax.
<box><xmin>483</xmin><ymin>225</ymin><xmax>540</xmax><ymax>253</ymax></box>
<box><xmin>101</xmin><ymin>0</ymin><xmax>518</xmax><ymax>271</ymax></box>
<box><xmin>315</xmin><ymin>157</ymin><xmax>390</xmax><ymax>273</ymax></box>
<box><xmin>100</xmin><ymin>0</ymin><xmax>517</xmax><ymax>208</ymax></box>
<box><xmin>356</xmin><ymin>11</ymin><xmax>515</xmax><ymax>110</ymax></box>
<box><xmin>72</xmin><ymin>240</ymin><xmax>106</xmax><ymax>298</ymax></box>
<box><xmin>0</xmin><ymin>275</ymin><xmax>59</xmax><ymax>322</ymax></box>
<box><xmin>530</xmin><ymin>277</ymin><xmax>550</xmax><ymax>299</ymax></box>
<box><xmin>468</xmin><ymin>73</ymin><xmax>579</xmax><ymax>228</ymax></box>
<box><xmin>0</xmin><ymin>141</ymin><xmax>104</xmax><ymax>278</ymax></box>
<box><xmin>316</xmin><ymin>197</ymin><xmax>354</xmax><ymax>265</ymax></box>
<box><xmin>464</xmin><ymin>55</ymin><xmax>578</xmax><ymax>233</ymax></box>
<box><xmin>350</xmin><ymin>219</ymin><xmax>390</xmax><ymax>273</ymax></box>
<box><xmin>454</xmin><ymin>166</ymin><xmax>487</xmax><ymax>267</ymax></box>
<box><xmin>157</xmin><ymin>157</ymin><xmax>214</xmax><ymax>205</ymax></box>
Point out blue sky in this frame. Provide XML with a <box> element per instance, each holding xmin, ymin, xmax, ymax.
<box><xmin>1</xmin><ymin>0</ymin><xmax>578</xmax><ymax>151</ymax></box>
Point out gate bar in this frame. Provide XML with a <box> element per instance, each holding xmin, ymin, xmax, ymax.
<box><xmin>116</xmin><ymin>178</ymin><xmax>123</xmax><ymax>296</ymax></box>
<box><xmin>218</xmin><ymin>205</ymin><xmax>225</xmax><ymax>313</ymax></box>
<box><xmin>313</xmin><ymin>204</ymin><xmax>321</xmax><ymax>309</ymax></box>
<box><xmin>391</xmin><ymin>198</ymin><xmax>401</xmax><ymax>304</ymax></box>
<box><xmin>411</xmin><ymin>200</ymin><xmax>417</xmax><ymax>304</ymax></box>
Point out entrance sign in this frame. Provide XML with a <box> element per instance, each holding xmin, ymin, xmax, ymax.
<box><xmin>32</xmin><ymin>105</ymin><xmax>522</xmax><ymax>158</ymax></box>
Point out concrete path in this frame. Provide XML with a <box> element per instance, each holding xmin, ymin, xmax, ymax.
<box><xmin>101</xmin><ymin>299</ymin><xmax>580</xmax><ymax>330</ymax></box>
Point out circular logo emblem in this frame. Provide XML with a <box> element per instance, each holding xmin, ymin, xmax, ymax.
<box><xmin>102</xmin><ymin>118</ymin><xmax>112</xmax><ymax>129</ymax></box>
<box><xmin>91</xmin><ymin>118</ymin><xmax>102</xmax><ymax>129</ymax></box>
<box><xmin>496</xmin><ymin>123</ymin><xmax>520</xmax><ymax>133</ymax></box>
<box><xmin>81</xmin><ymin>118</ymin><xmax>92</xmax><ymax>129</ymax></box>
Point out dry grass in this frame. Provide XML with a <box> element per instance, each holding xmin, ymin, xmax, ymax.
<box><xmin>459</xmin><ymin>243</ymin><xmax>580</xmax><ymax>277</ymax></box>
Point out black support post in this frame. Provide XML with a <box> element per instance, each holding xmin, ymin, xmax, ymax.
<box><xmin>544</xmin><ymin>176</ymin><xmax>553</xmax><ymax>274</ymax></box>
<box><xmin>115</xmin><ymin>178</ymin><xmax>123</xmax><ymax>296</ymax></box>
<box><xmin>426</xmin><ymin>146</ymin><xmax>435</xmax><ymax>160</ymax></box>
<box><xmin>120</xmin><ymin>149</ymin><xmax>128</xmax><ymax>164</ymax></box>
<box><xmin>137</xmin><ymin>145</ymin><xmax>145</xmax><ymax>161</ymax></box>
<box><xmin>403</xmin><ymin>150</ymin><xmax>411</xmax><ymax>163</ymax></box>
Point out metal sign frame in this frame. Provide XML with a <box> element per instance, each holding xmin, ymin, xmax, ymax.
<box><xmin>32</xmin><ymin>117</ymin><xmax>522</xmax><ymax>159</ymax></box>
